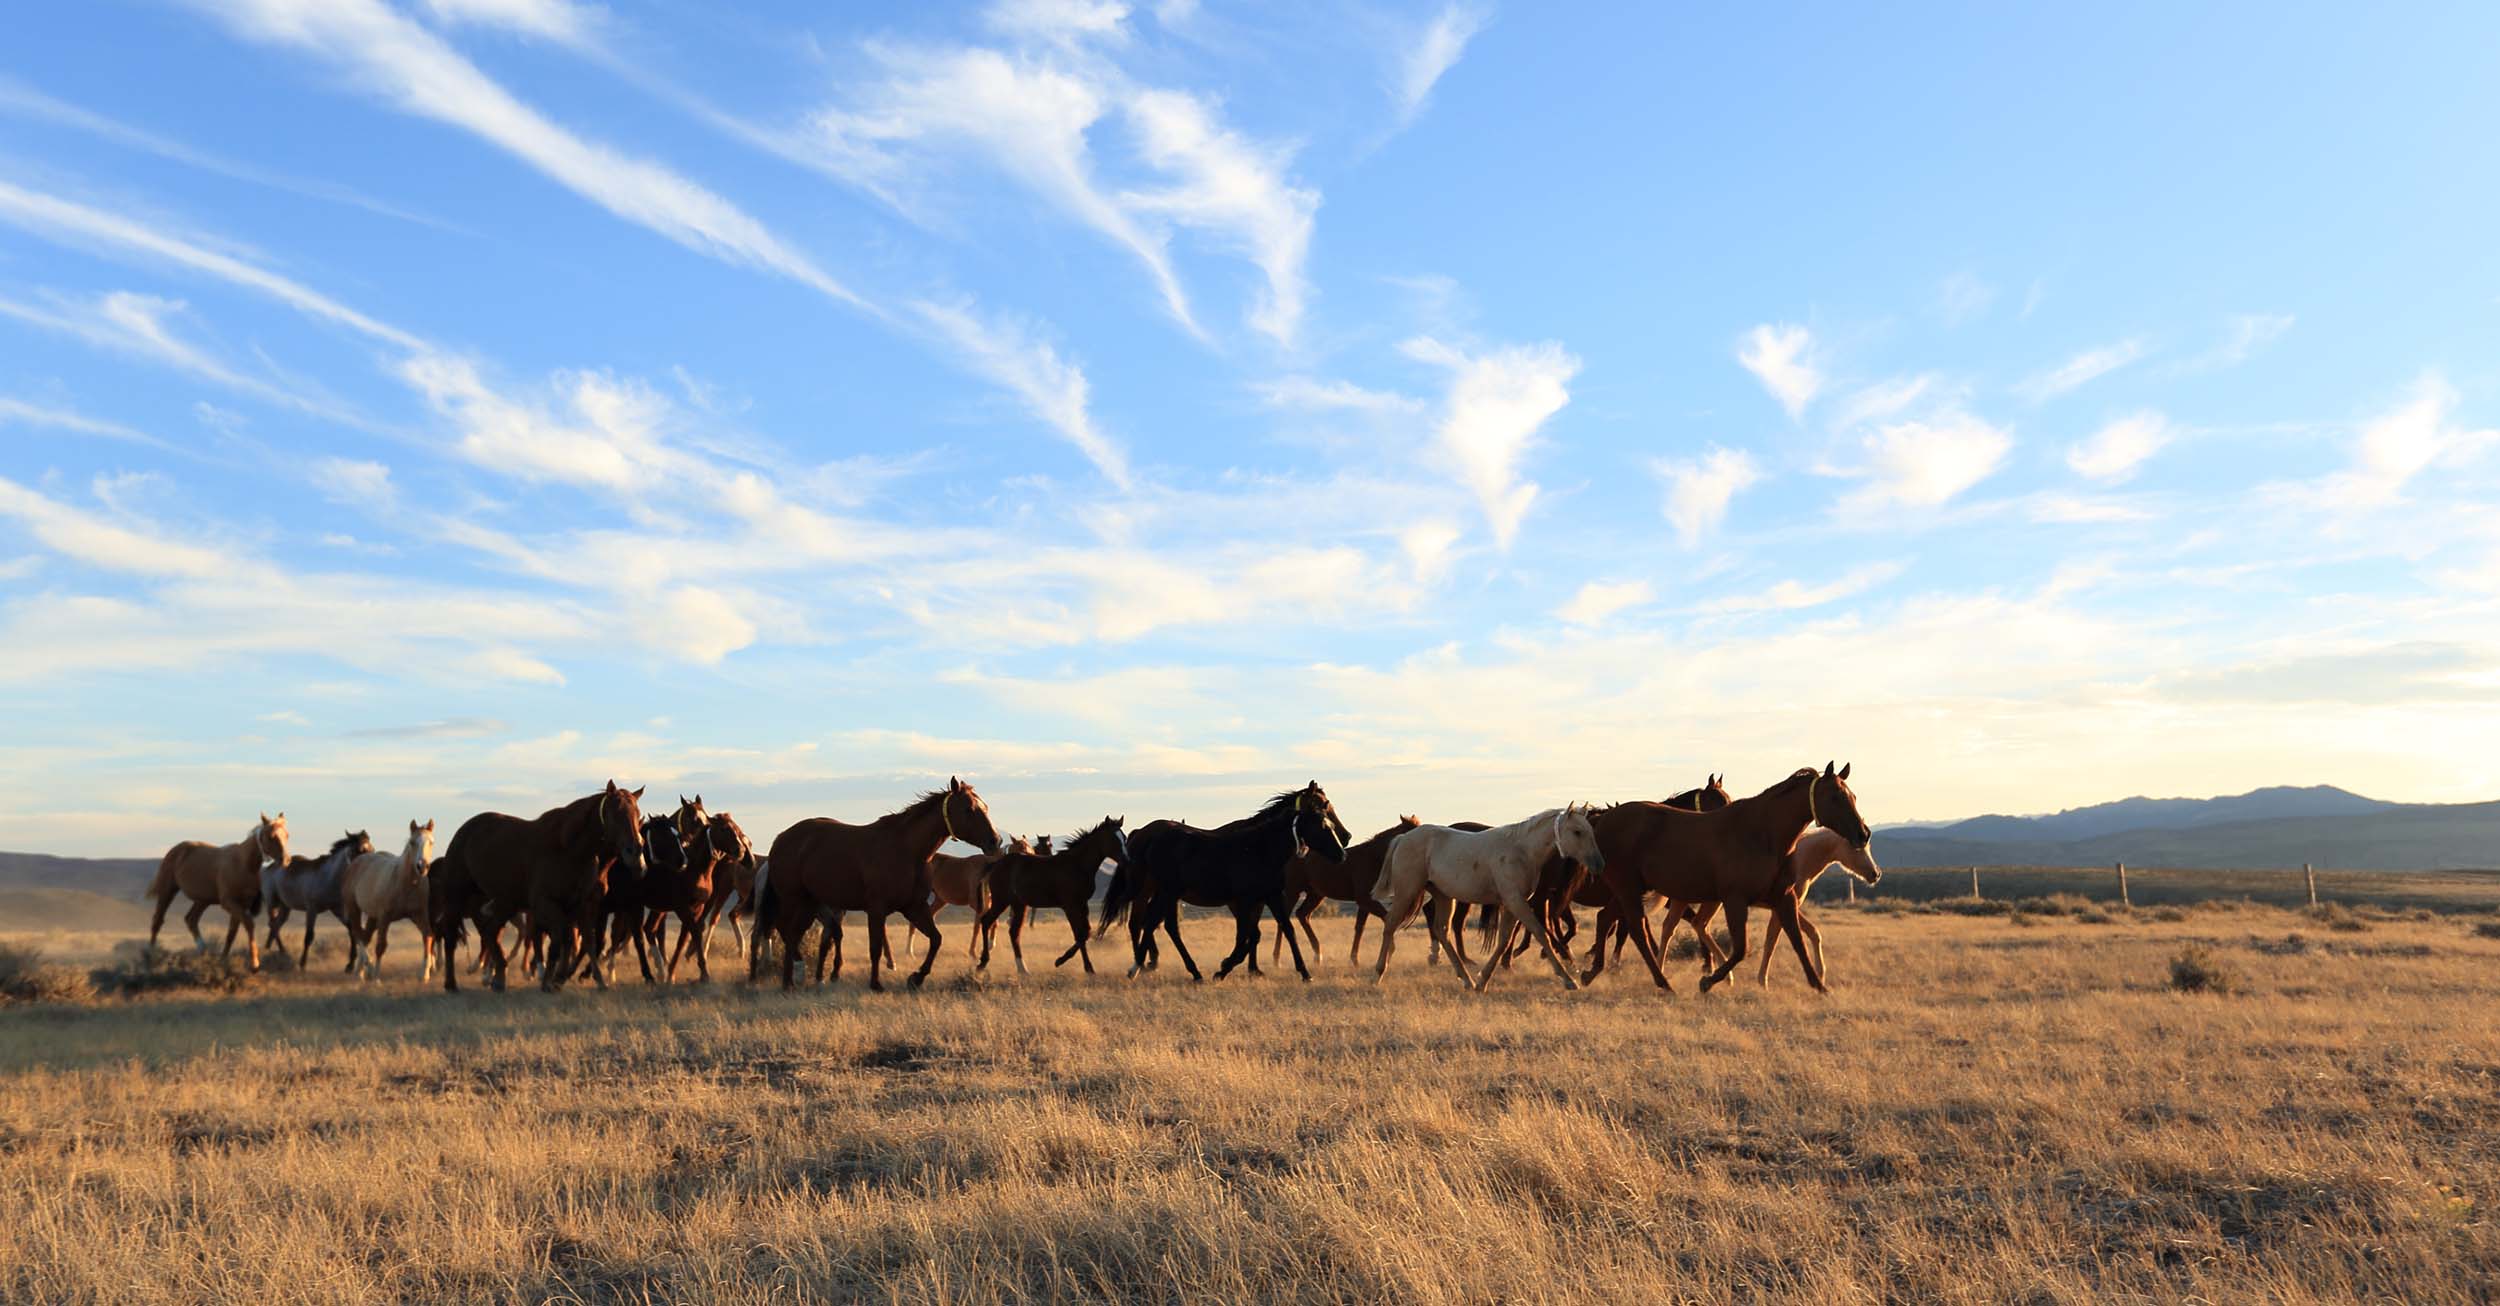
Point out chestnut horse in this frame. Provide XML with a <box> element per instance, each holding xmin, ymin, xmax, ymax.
<box><xmin>1473</xmin><ymin>776</ymin><xmax>1732</xmax><ymax>972</ymax></box>
<box><xmin>1271</xmin><ymin>815</ymin><xmax>1420</xmax><ymax>967</ymax></box>
<box><xmin>977</xmin><ymin>817</ymin><xmax>1129</xmax><ymax>975</ymax></box>
<box><xmin>148</xmin><ymin>813</ymin><xmax>289</xmax><ymax>969</ymax></box>
<box><xmin>756</xmin><ymin>777</ymin><xmax>1003</xmax><ymax>991</ymax></box>
<box><xmin>927</xmin><ymin>835</ymin><xmax>1033</xmax><ymax>961</ymax></box>
<box><xmin>688</xmin><ymin>811</ymin><xmax>759</xmax><ymax>963</ymax></box>
<box><xmin>1670</xmin><ymin>826</ymin><xmax>1885</xmax><ymax>986</ymax></box>
<box><xmin>430</xmin><ymin>781</ymin><xmax>650</xmax><ymax>993</ymax></box>
<box><xmin>263</xmin><ymin>830</ymin><xmax>372</xmax><ymax>971</ymax></box>
<box><xmin>1583</xmin><ymin>764</ymin><xmax>1871</xmax><ymax>993</ymax></box>
<box><xmin>343</xmin><ymin>820</ymin><xmax>434</xmax><ymax>981</ymax></box>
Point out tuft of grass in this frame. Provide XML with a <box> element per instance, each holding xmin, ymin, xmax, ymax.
<box><xmin>1932</xmin><ymin>897</ymin><xmax>2014</xmax><ymax>918</ymax></box>
<box><xmin>2072</xmin><ymin>908</ymin><xmax>2115</xmax><ymax>925</ymax></box>
<box><xmin>88</xmin><ymin>944</ymin><xmax>256</xmax><ymax>998</ymax></box>
<box><xmin>2168</xmin><ymin>943</ymin><xmax>2245</xmax><ymax>995</ymax></box>
<box><xmin>2152</xmin><ymin>906</ymin><xmax>2189</xmax><ymax>923</ymax></box>
<box><xmin>2308</xmin><ymin>903</ymin><xmax>2372</xmax><ymax>933</ymax></box>
<box><xmin>2473</xmin><ymin>921</ymin><xmax>2500</xmax><ymax>941</ymax></box>
<box><xmin>0</xmin><ymin>945</ymin><xmax>87</xmax><ymax>1004</ymax></box>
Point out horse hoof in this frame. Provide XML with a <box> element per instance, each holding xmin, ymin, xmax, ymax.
<box><xmin>907</xmin><ymin>973</ymin><xmax>926</xmax><ymax>990</ymax></box>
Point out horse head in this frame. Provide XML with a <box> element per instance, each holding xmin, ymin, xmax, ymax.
<box><xmin>597</xmin><ymin>781</ymin><xmax>649</xmax><ymax>880</ymax></box>
<box><xmin>1289</xmin><ymin>781</ymin><xmax>1350</xmax><ymax>863</ymax></box>
<box><xmin>256</xmin><ymin>812</ymin><xmax>290</xmax><ymax>867</ymax></box>
<box><xmin>1810</xmin><ymin>762</ymin><xmax>1872</xmax><ymax>850</ymax></box>
<box><xmin>941</xmin><ymin>776</ymin><xmax>1004</xmax><ymax>856</ymax></box>
<box><xmin>1554</xmin><ymin>803</ymin><xmax>1605</xmax><ymax>875</ymax></box>
<box><xmin>674</xmin><ymin>794</ymin><xmax>708</xmax><ymax>842</ymax></box>
<box><xmin>403</xmin><ymin>819</ymin><xmax>435</xmax><ymax>880</ymax></box>
<box><xmin>641</xmin><ymin>812</ymin><xmax>689</xmax><ymax>881</ymax></box>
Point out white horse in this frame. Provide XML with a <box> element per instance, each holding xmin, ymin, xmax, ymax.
<box><xmin>1372</xmin><ymin>805</ymin><xmax>1604</xmax><ymax>992</ymax></box>
<box><xmin>344</xmin><ymin>820</ymin><xmax>435</xmax><ymax>981</ymax></box>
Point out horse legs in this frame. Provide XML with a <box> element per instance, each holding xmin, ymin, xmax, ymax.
<box><xmin>1492</xmin><ymin>888</ymin><xmax>1579</xmax><ymax>993</ymax></box>
<box><xmin>298</xmin><ymin>908</ymin><xmax>319</xmax><ymax>969</ymax></box>
<box><xmin>975</xmin><ymin>899</ymin><xmax>1007</xmax><ymax>972</ymax></box>
<box><xmin>903</xmin><ymin>902</ymin><xmax>941</xmax><ymax>989</ymax></box>
<box><xmin>684</xmin><ymin>911</ymin><xmax>713</xmax><ymax>982</ymax></box>
<box><xmin>812</xmin><ymin>915</ymin><xmax>843</xmax><ymax>985</ymax></box>
<box><xmin>367</xmin><ymin>920</ymin><xmax>389</xmax><ymax>980</ymax></box>
<box><xmin>776</xmin><ymin>913</ymin><xmax>806</xmax><ymax>991</ymax></box>
<box><xmin>1051</xmin><ymin>896</ymin><xmax>1093</xmax><ymax>972</ymax></box>
<box><xmin>220</xmin><ymin>899</ymin><xmax>259</xmax><ymax>971</ymax></box>
<box><xmin>1006</xmin><ymin>904</ymin><xmax>1030</xmax><ymax>976</ymax></box>
<box><xmin>1158</xmin><ymin>898</ymin><xmax>1204</xmax><ymax>982</ymax></box>
<box><xmin>1600</xmin><ymin>870</ymin><xmax>1676</xmax><ymax>993</ymax></box>
<box><xmin>865</xmin><ymin>911</ymin><xmax>893</xmax><ymax>992</ymax></box>
<box><xmin>1699</xmin><ymin>898</ymin><xmax>1751</xmax><ymax>993</ymax></box>
<box><xmin>1213</xmin><ymin>902</ymin><xmax>1261</xmax><ymax>980</ymax></box>
<box><xmin>1270</xmin><ymin>893</ymin><xmax>1312</xmax><ymax>981</ymax></box>
<box><xmin>1773</xmin><ymin>896</ymin><xmax>1826</xmax><ymax>992</ymax></box>
<box><xmin>148</xmin><ymin>886</ymin><xmax>177</xmax><ymax>951</ymax></box>
<box><xmin>1424</xmin><ymin>896</ymin><xmax>1476</xmax><ymax>988</ymax></box>
<box><xmin>1801</xmin><ymin>910</ymin><xmax>1828</xmax><ymax>983</ymax></box>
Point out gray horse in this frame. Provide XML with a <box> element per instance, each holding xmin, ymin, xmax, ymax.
<box><xmin>263</xmin><ymin>830</ymin><xmax>372</xmax><ymax>971</ymax></box>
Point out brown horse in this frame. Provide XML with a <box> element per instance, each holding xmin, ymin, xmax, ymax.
<box><xmin>756</xmin><ymin>777</ymin><xmax>1003</xmax><ymax>991</ymax></box>
<box><xmin>1582</xmin><ymin>764</ymin><xmax>1870</xmax><ymax>993</ymax></box>
<box><xmin>1484</xmin><ymin>776</ymin><xmax>1732</xmax><ymax>972</ymax></box>
<box><xmin>1665</xmin><ymin>826</ymin><xmax>1886</xmax><ymax>986</ymax></box>
<box><xmin>430</xmin><ymin>781</ymin><xmax>650</xmax><ymax>993</ymax></box>
<box><xmin>977</xmin><ymin>817</ymin><xmax>1128</xmax><ymax>975</ymax></box>
<box><xmin>148</xmin><ymin>813</ymin><xmax>289</xmax><ymax>969</ymax></box>
<box><xmin>927</xmin><ymin>835</ymin><xmax>1034</xmax><ymax>961</ymax></box>
<box><xmin>1272</xmin><ymin>816</ymin><xmax>1419</xmax><ymax>967</ymax></box>
<box><xmin>689</xmin><ymin>812</ymin><xmax>759</xmax><ymax>963</ymax></box>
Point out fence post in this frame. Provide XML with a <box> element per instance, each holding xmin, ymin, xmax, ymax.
<box><xmin>2304</xmin><ymin>862</ymin><xmax>2318</xmax><ymax>909</ymax></box>
<box><xmin>2116</xmin><ymin>861</ymin><xmax>2131</xmax><ymax>908</ymax></box>
<box><xmin>1970</xmin><ymin>866</ymin><xmax>1981</xmax><ymax>900</ymax></box>
<box><xmin>1847</xmin><ymin>874</ymin><xmax>1857</xmax><ymax>903</ymax></box>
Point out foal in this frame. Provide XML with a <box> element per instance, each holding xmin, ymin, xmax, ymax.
<box><xmin>977</xmin><ymin>818</ymin><xmax>1129</xmax><ymax>975</ymax></box>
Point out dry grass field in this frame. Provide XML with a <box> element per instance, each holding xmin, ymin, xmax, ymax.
<box><xmin>5</xmin><ymin>894</ymin><xmax>2500</xmax><ymax>1304</ymax></box>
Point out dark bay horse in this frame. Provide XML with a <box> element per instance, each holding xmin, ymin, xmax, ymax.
<box><xmin>1583</xmin><ymin>764</ymin><xmax>1871</xmax><ymax>993</ymax></box>
<box><xmin>430</xmin><ymin>782</ymin><xmax>650</xmax><ymax>993</ymax></box>
<box><xmin>148</xmin><ymin>814</ymin><xmax>288</xmax><ymax>969</ymax></box>
<box><xmin>756</xmin><ymin>777</ymin><xmax>1003</xmax><ymax>991</ymax></box>
<box><xmin>1272</xmin><ymin>815</ymin><xmax>1419</xmax><ymax>967</ymax></box>
<box><xmin>588</xmin><ymin>812</ymin><xmax>690</xmax><ymax>985</ymax></box>
<box><xmin>977</xmin><ymin>817</ymin><xmax>1129</xmax><ymax>975</ymax></box>
<box><xmin>1104</xmin><ymin>782</ymin><xmax>1351</xmax><ymax>982</ymax></box>
<box><xmin>263</xmin><ymin>830</ymin><xmax>372</xmax><ymax>971</ymax></box>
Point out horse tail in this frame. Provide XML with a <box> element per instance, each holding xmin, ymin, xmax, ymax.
<box><xmin>1368</xmin><ymin>834</ymin><xmax>1405</xmax><ymax>917</ymax></box>
<box><xmin>144</xmin><ymin>847</ymin><xmax>180</xmax><ymax>903</ymax></box>
<box><xmin>1099</xmin><ymin>856</ymin><xmax>1135</xmax><ymax>928</ymax></box>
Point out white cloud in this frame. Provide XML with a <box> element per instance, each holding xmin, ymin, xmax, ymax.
<box><xmin>1393</xmin><ymin>5</ymin><xmax>1488</xmax><ymax>127</ymax></box>
<box><xmin>2302</xmin><ymin>374</ymin><xmax>2495</xmax><ymax>509</ymax></box>
<box><xmin>2176</xmin><ymin>313</ymin><xmax>2293</xmax><ymax>374</ymax></box>
<box><xmin>985</xmin><ymin>0</ymin><xmax>1132</xmax><ymax>45</ymax></box>
<box><xmin>0</xmin><ymin>476</ymin><xmax>238</xmax><ymax>579</ymax></box>
<box><xmin>1736</xmin><ymin>323</ymin><xmax>1819</xmax><ymax>420</ymax></box>
<box><xmin>1253</xmin><ymin>375</ymin><xmax>1422</xmax><ymax>415</ymax></box>
<box><xmin>2066</xmin><ymin>411</ymin><xmax>2172</xmax><ymax>483</ymax></box>
<box><xmin>309</xmin><ymin>457</ymin><xmax>394</xmax><ymax>505</ymax></box>
<box><xmin>2018</xmin><ymin>338</ymin><xmax>2144</xmax><ymax>400</ymax></box>
<box><xmin>198</xmin><ymin>0</ymin><xmax>862</xmax><ymax>307</ymax></box>
<box><xmin>1701</xmin><ymin>560</ymin><xmax>1905</xmax><ymax>614</ymax></box>
<box><xmin>1654</xmin><ymin>445</ymin><xmax>1761</xmax><ymax>546</ymax></box>
<box><xmin>1404</xmin><ymin>336</ymin><xmax>1580</xmax><ymax>549</ymax></box>
<box><xmin>1119</xmin><ymin>88</ymin><xmax>1317</xmax><ymax>345</ymax></box>
<box><xmin>0</xmin><ymin>396</ymin><xmax>178</xmax><ymax>452</ymax></box>
<box><xmin>652</xmin><ymin>584</ymin><xmax>758</xmax><ymax>665</ymax></box>
<box><xmin>1556</xmin><ymin>578</ymin><xmax>1652</xmax><ymax>627</ymax></box>
<box><xmin>1840</xmin><ymin>412</ymin><xmax>2012</xmax><ymax>511</ymax></box>
<box><xmin>911</xmin><ymin>299</ymin><xmax>1130</xmax><ymax>487</ymax></box>
<box><xmin>417</xmin><ymin>0</ymin><xmax>600</xmax><ymax>43</ymax></box>
<box><xmin>1829</xmin><ymin>374</ymin><xmax>1940</xmax><ymax>431</ymax></box>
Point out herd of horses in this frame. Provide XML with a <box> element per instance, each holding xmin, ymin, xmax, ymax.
<box><xmin>142</xmin><ymin>765</ymin><xmax>1881</xmax><ymax>997</ymax></box>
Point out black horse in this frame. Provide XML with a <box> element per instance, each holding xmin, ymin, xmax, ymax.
<box><xmin>583</xmin><ymin>813</ymin><xmax>686</xmax><ymax>985</ymax></box>
<box><xmin>976</xmin><ymin>817</ymin><xmax>1130</xmax><ymax>976</ymax></box>
<box><xmin>1104</xmin><ymin>782</ymin><xmax>1352</xmax><ymax>982</ymax></box>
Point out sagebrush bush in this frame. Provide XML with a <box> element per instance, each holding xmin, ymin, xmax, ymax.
<box><xmin>0</xmin><ymin>946</ymin><xmax>87</xmax><ymax>1004</ymax></box>
<box><xmin>2168</xmin><ymin>944</ymin><xmax>2245</xmax><ymax>995</ymax></box>
<box><xmin>89</xmin><ymin>945</ymin><xmax>255</xmax><ymax>998</ymax></box>
<box><xmin>2471</xmin><ymin>921</ymin><xmax>2500</xmax><ymax>940</ymax></box>
<box><xmin>2308</xmin><ymin>903</ymin><xmax>2371</xmax><ymax>933</ymax></box>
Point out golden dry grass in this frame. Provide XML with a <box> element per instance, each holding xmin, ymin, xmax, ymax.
<box><xmin>3</xmin><ymin>902</ymin><xmax>2498</xmax><ymax>1304</ymax></box>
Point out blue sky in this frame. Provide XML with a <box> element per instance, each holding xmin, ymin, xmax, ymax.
<box><xmin>5</xmin><ymin>1</ymin><xmax>2499</xmax><ymax>856</ymax></box>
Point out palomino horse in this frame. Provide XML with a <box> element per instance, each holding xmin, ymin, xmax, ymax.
<box><xmin>1584</xmin><ymin>764</ymin><xmax>1872</xmax><ymax>994</ymax></box>
<box><xmin>977</xmin><ymin>818</ymin><xmax>1128</xmax><ymax>975</ymax></box>
<box><xmin>1271</xmin><ymin>816</ymin><xmax>1419</xmax><ymax>967</ymax></box>
<box><xmin>756</xmin><ymin>777</ymin><xmax>1004</xmax><ymax>991</ymax></box>
<box><xmin>343</xmin><ymin>820</ymin><xmax>434</xmax><ymax>981</ymax></box>
<box><xmin>431</xmin><ymin>781</ymin><xmax>650</xmax><ymax>993</ymax></box>
<box><xmin>1671</xmin><ymin>826</ymin><xmax>1884</xmax><ymax>986</ymax></box>
<box><xmin>263</xmin><ymin>830</ymin><xmax>372</xmax><ymax>971</ymax></box>
<box><xmin>148</xmin><ymin>813</ymin><xmax>289</xmax><ymax>969</ymax></box>
<box><xmin>1372</xmin><ymin>805</ymin><xmax>1604</xmax><ymax>992</ymax></box>
<box><xmin>1105</xmin><ymin>782</ymin><xmax>1351</xmax><ymax>982</ymax></box>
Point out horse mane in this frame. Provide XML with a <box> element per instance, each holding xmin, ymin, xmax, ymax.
<box><xmin>323</xmin><ymin>833</ymin><xmax>363</xmax><ymax>858</ymax></box>
<box><xmin>1059</xmin><ymin>815</ymin><xmax>1124</xmax><ymax>849</ymax></box>
<box><xmin>1257</xmin><ymin>788</ymin><xmax>1308</xmax><ymax>817</ymax></box>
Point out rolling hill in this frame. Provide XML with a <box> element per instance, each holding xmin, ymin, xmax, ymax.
<box><xmin>1877</xmin><ymin>786</ymin><xmax>2500</xmax><ymax>871</ymax></box>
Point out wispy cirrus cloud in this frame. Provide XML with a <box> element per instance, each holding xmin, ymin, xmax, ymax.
<box><xmin>2279</xmin><ymin>373</ymin><xmax>2496</xmax><ymax>511</ymax></box>
<box><xmin>1392</xmin><ymin>4</ymin><xmax>1489</xmax><ymax>129</ymax></box>
<box><xmin>1556</xmin><ymin>577</ymin><xmax>1651</xmax><ymax>627</ymax></box>
<box><xmin>1700</xmin><ymin>560</ymin><xmax>1905</xmax><ymax>614</ymax></box>
<box><xmin>1837</xmin><ymin>412</ymin><xmax>2012</xmax><ymax>512</ymax></box>
<box><xmin>2066</xmin><ymin>411</ymin><xmax>2172</xmax><ymax>482</ymax></box>
<box><xmin>2018</xmin><ymin>338</ymin><xmax>2145</xmax><ymax>400</ymax></box>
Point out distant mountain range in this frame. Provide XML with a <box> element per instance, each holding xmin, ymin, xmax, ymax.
<box><xmin>1877</xmin><ymin>785</ymin><xmax>2500</xmax><ymax>871</ymax></box>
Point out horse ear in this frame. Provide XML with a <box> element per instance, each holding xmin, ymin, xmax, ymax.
<box><xmin>1823</xmin><ymin>761</ymin><xmax>1836</xmax><ymax>777</ymax></box>
<box><xmin>1839</xmin><ymin>762</ymin><xmax>1852</xmax><ymax>780</ymax></box>
<box><xmin>631</xmin><ymin>785</ymin><xmax>645</xmax><ymax>799</ymax></box>
<box><xmin>261</xmin><ymin>811</ymin><xmax>270</xmax><ymax>824</ymax></box>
